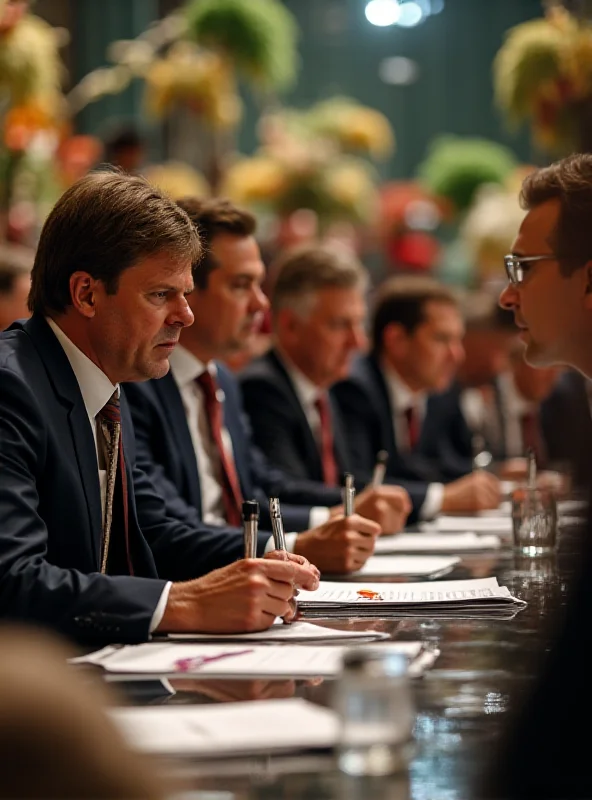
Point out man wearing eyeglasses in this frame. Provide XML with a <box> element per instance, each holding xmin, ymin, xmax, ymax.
<box><xmin>501</xmin><ymin>155</ymin><xmax>592</xmax><ymax>373</ymax></box>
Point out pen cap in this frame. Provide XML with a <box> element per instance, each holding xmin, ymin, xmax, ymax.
<box><xmin>242</xmin><ymin>500</ymin><xmax>259</xmax><ymax>520</ymax></box>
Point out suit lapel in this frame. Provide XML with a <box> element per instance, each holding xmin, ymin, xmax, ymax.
<box><xmin>269</xmin><ymin>350</ymin><xmax>326</xmax><ymax>481</ymax></box>
<box><xmin>20</xmin><ymin>315</ymin><xmax>103</xmax><ymax>564</ymax></box>
<box><xmin>153</xmin><ymin>373</ymin><xmax>202</xmax><ymax>512</ymax></box>
<box><xmin>366</xmin><ymin>355</ymin><xmax>399</xmax><ymax>459</ymax></box>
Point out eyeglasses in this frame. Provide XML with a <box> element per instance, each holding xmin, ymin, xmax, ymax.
<box><xmin>503</xmin><ymin>254</ymin><xmax>556</xmax><ymax>285</ymax></box>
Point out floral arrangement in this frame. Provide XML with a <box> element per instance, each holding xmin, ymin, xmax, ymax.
<box><xmin>494</xmin><ymin>5</ymin><xmax>592</xmax><ymax>154</ymax></box>
<box><xmin>417</xmin><ymin>135</ymin><xmax>518</xmax><ymax>215</ymax></box>
<box><xmin>222</xmin><ymin>103</ymin><xmax>388</xmax><ymax>227</ymax></box>
<box><xmin>306</xmin><ymin>97</ymin><xmax>395</xmax><ymax>161</ymax></box>
<box><xmin>142</xmin><ymin>160</ymin><xmax>209</xmax><ymax>200</ymax></box>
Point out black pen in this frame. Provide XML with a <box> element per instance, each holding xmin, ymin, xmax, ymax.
<box><xmin>343</xmin><ymin>473</ymin><xmax>356</xmax><ymax>517</ymax></box>
<box><xmin>242</xmin><ymin>500</ymin><xmax>259</xmax><ymax>559</ymax></box>
<box><xmin>371</xmin><ymin>450</ymin><xmax>388</xmax><ymax>487</ymax></box>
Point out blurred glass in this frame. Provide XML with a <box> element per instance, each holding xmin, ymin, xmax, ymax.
<box><xmin>511</xmin><ymin>486</ymin><xmax>558</xmax><ymax>556</ymax></box>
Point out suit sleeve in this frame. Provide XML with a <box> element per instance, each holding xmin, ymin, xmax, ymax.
<box><xmin>240</xmin><ymin>376</ymin><xmax>319</xmax><ymax>481</ymax></box>
<box><xmin>0</xmin><ymin>368</ymin><xmax>165</xmax><ymax>645</ymax></box>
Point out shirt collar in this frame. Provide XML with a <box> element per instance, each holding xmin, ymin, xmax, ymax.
<box><xmin>168</xmin><ymin>345</ymin><xmax>216</xmax><ymax>390</ymax></box>
<box><xmin>382</xmin><ymin>360</ymin><xmax>426</xmax><ymax>414</ymax></box>
<box><xmin>276</xmin><ymin>349</ymin><xmax>323</xmax><ymax>410</ymax></box>
<box><xmin>47</xmin><ymin>318</ymin><xmax>117</xmax><ymax>420</ymax></box>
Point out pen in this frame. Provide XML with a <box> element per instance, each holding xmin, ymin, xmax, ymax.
<box><xmin>242</xmin><ymin>500</ymin><xmax>259</xmax><ymax>559</ymax></box>
<box><xmin>269</xmin><ymin>497</ymin><xmax>293</xmax><ymax>625</ymax></box>
<box><xmin>371</xmin><ymin>450</ymin><xmax>388</xmax><ymax>487</ymax></box>
<box><xmin>343</xmin><ymin>473</ymin><xmax>355</xmax><ymax>517</ymax></box>
<box><xmin>269</xmin><ymin>497</ymin><xmax>287</xmax><ymax>551</ymax></box>
<box><xmin>527</xmin><ymin>447</ymin><xmax>537</xmax><ymax>491</ymax></box>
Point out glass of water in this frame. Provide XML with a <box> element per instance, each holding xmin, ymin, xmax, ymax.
<box><xmin>335</xmin><ymin>649</ymin><xmax>415</xmax><ymax>777</ymax></box>
<box><xmin>511</xmin><ymin>486</ymin><xmax>558</xmax><ymax>556</ymax></box>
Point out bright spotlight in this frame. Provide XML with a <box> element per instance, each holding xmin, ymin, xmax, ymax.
<box><xmin>365</xmin><ymin>0</ymin><xmax>401</xmax><ymax>27</ymax></box>
<box><xmin>397</xmin><ymin>1</ymin><xmax>424</xmax><ymax>27</ymax></box>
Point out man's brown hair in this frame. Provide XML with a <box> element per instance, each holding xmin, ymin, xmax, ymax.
<box><xmin>271</xmin><ymin>244</ymin><xmax>367</xmax><ymax>316</ymax></box>
<box><xmin>176</xmin><ymin>197</ymin><xmax>256</xmax><ymax>289</ymax></box>
<box><xmin>520</xmin><ymin>154</ymin><xmax>592</xmax><ymax>275</ymax></box>
<box><xmin>28</xmin><ymin>170</ymin><xmax>201</xmax><ymax>316</ymax></box>
<box><xmin>372</xmin><ymin>276</ymin><xmax>458</xmax><ymax>354</ymax></box>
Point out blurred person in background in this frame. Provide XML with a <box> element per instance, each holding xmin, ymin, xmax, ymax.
<box><xmin>0</xmin><ymin>243</ymin><xmax>33</xmax><ymax>331</ymax></box>
<box><xmin>332</xmin><ymin>276</ymin><xmax>501</xmax><ymax>517</ymax></box>
<box><xmin>125</xmin><ymin>199</ymin><xmax>408</xmax><ymax>572</ymax></box>
<box><xmin>102</xmin><ymin>124</ymin><xmax>146</xmax><ymax>175</ymax></box>
<box><xmin>0</xmin><ymin>626</ymin><xmax>167</xmax><ymax>799</ymax></box>
<box><xmin>485</xmin><ymin>153</ymin><xmax>592</xmax><ymax>799</ymax></box>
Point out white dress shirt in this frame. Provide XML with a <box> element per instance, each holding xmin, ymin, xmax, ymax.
<box><xmin>169</xmin><ymin>346</ymin><xmax>300</xmax><ymax>549</ymax></box>
<box><xmin>47</xmin><ymin>319</ymin><xmax>170</xmax><ymax>632</ymax></box>
<box><xmin>382</xmin><ymin>362</ymin><xmax>444</xmax><ymax>519</ymax></box>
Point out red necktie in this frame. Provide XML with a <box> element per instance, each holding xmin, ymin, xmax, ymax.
<box><xmin>197</xmin><ymin>371</ymin><xmax>243</xmax><ymax>526</ymax></box>
<box><xmin>98</xmin><ymin>392</ymin><xmax>133</xmax><ymax>575</ymax></box>
<box><xmin>404</xmin><ymin>405</ymin><xmax>420</xmax><ymax>451</ymax></box>
<box><xmin>314</xmin><ymin>394</ymin><xmax>339</xmax><ymax>487</ymax></box>
<box><xmin>520</xmin><ymin>409</ymin><xmax>547</xmax><ymax>467</ymax></box>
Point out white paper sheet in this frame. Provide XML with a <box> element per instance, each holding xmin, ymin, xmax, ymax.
<box><xmin>348</xmin><ymin>555</ymin><xmax>460</xmax><ymax>578</ymax></box>
<box><xmin>72</xmin><ymin>641</ymin><xmax>434</xmax><ymax>678</ymax></box>
<box><xmin>429</xmin><ymin>516</ymin><xmax>513</xmax><ymax>533</ymax></box>
<box><xmin>165</xmin><ymin>620</ymin><xmax>389</xmax><ymax>643</ymax></box>
<box><xmin>374</xmin><ymin>533</ymin><xmax>501</xmax><ymax>554</ymax></box>
<box><xmin>110</xmin><ymin>698</ymin><xmax>338</xmax><ymax>757</ymax></box>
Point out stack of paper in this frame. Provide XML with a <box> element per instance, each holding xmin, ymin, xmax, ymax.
<box><xmin>374</xmin><ymin>533</ymin><xmax>501</xmax><ymax>554</ymax></box>
<box><xmin>164</xmin><ymin>620</ymin><xmax>388</xmax><ymax>643</ymax></box>
<box><xmin>298</xmin><ymin>577</ymin><xmax>526</xmax><ymax>619</ymax></box>
<box><xmin>110</xmin><ymin>698</ymin><xmax>338</xmax><ymax>757</ymax></box>
<box><xmin>336</xmin><ymin>555</ymin><xmax>460</xmax><ymax>579</ymax></box>
<box><xmin>72</xmin><ymin>641</ymin><xmax>438</xmax><ymax>679</ymax></box>
<box><xmin>426</xmin><ymin>516</ymin><xmax>513</xmax><ymax>535</ymax></box>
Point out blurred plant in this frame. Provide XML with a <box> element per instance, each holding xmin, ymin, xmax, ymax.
<box><xmin>417</xmin><ymin>135</ymin><xmax>518</xmax><ymax>215</ymax></box>
<box><xmin>145</xmin><ymin>43</ymin><xmax>241</xmax><ymax>128</ymax></box>
<box><xmin>494</xmin><ymin>5</ymin><xmax>592</xmax><ymax>153</ymax></box>
<box><xmin>306</xmin><ymin>97</ymin><xmax>395</xmax><ymax>160</ymax></box>
<box><xmin>142</xmin><ymin>160</ymin><xmax>209</xmax><ymax>199</ymax></box>
<box><xmin>223</xmin><ymin>105</ymin><xmax>384</xmax><ymax>228</ymax></box>
<box><xmin>184</xmin><ymin>0</ymin><xmax>298</xmax><ymax>93</ymax></box>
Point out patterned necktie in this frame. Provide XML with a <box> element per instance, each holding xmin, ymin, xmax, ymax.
<box><xmin>314</xmin><ymin>394</ymin><xmax>339</xmax><ymax>486</ymax></box>
<box><xmin>404</xmin><ymin>405</ymin><xmax>420</xmax><ymax>451</ymax></box>
<box><xmin>98</xmin><ymin>390</ymin><xmax>133</xmax><ymax>575</ymax></box>
<box><xmin>196</xmin><ymin>370</ymin><xmax>243</xmax><ymax>526</ymax></box>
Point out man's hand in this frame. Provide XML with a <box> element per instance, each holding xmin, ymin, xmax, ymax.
<box><xmin>330</xmin><ymin>486</ymin><xmax>412</xmax><ymax>534</ymax></box>
<box><xmin>293</xmin><ymin>513</ymin><xmax>381</xmax><ymax>574</ymax></box>
<box><xmin>441</xmin><ymin>471</ymin><xmax>501</xmax><ymax>513</ymax></box>
<box><xmin>156</xmin><ymin>554</ymin><xmax>319</xmax><ymax>635</ymax></box>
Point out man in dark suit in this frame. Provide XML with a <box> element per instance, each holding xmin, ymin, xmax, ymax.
<box><xmin>329</xmin><ymin>277</ymin><xmax>501</xmax><ymax>516</ymax></box>
<box><xmin>239</xmin><ymin>246</ymin><xmax>429</xmax><ymax>521</ymax></box>
<box><xmin>125</xmin><ymin>198</ymin><xmax>406</xmax><ymax>572</ymax></box>
<box><xmin>0</xmin><ymin>171</ymin><xmax>318</xmax><ymax>646</ymax></box>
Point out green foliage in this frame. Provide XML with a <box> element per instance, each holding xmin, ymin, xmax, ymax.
<box><xmin>417</xmin><ymin>135</ymin><xmax>518</xmax><ymax>213</ymax></box>
<box><xmin>184</xmin><ymin>0</ymin><xmax>299</xmax><ymax>92</ymax></box>
<box><xmin>493</xmin><ymin>20</ymin><xmax>564</xmax><ymax>121</ymax></box>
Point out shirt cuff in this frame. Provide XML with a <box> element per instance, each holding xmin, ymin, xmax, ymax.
<box><xmin>419</xmin><ymin>483</ymin><xmax>444</xmax><ymax>520</ymax></box>
<box><xmin>264</xmin><ymin>532</ymin><xmax>298</xmax><ymax>554</ymax></box>
<box><xmin>149</xmin><ymin>581</ymin><xmax>172</xmax><ymax>633</ymax></box>
<box><xmin>308</xmin><ymin>506</ymin><xmax>331</xmax><ymax>528</ymax></box>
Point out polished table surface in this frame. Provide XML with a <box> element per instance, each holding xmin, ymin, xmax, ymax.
<box><xmin>102</xmin><ymin>521</ymin><xmax>583</xmax><ymax>800</ymax></box>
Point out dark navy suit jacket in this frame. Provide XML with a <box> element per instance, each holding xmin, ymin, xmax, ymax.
<box><xmin>331</xmin><ymin>355</ymin><xmax>473</xmax><ymax>487</ymax></box>
<box><xmin>239</xmin><ymin>351</ymin><xmax>432</xmax><ymax>523</ymax></box>
<box><xmin>123</xmin><ymin>361</ymin><xmax>343</xmax><ymax>534</ymax></box>
<box><xmin>0</xmin><ymin>316</ymin><xmax>250</xmax><ymax>645</ymax></box>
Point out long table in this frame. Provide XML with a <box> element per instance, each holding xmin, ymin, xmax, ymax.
<box><xmin>104</xmin><ymin>521</ymin><xmax>582</xmax><ymax>800</ymax></box>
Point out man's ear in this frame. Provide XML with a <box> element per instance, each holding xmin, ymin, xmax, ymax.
<box><xmin>69</xmin><ymin>272</ymin><xmax>98</xmax><ymax>318</ymax></box>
